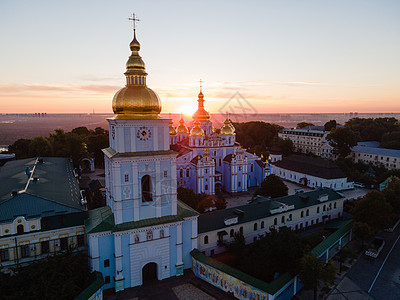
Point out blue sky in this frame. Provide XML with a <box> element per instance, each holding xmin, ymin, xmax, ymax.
<box><xmin>0</xmin><ymin>0</ymin><xmax>399</xmax><ymax>114</ymax></box>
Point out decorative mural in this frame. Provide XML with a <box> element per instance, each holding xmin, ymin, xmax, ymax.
<box><xmin>192</xmin><ymin>258</ymin><xmax>270</xmax><ymax>300</ymax></box>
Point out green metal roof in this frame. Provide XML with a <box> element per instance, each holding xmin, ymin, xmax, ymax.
<box><xmin>102</xmin><ymin>147</ymin><xmax>176</xmax><ymax>159</ymax></box>
<box><xmin>85</xmin><ymin>201</ymin><xmax>199</xmax><ymax>234</ymax></box>
<box><xmin>191</xmin><ymin>249</ymin><xmax>292</xmax><ymax>295</ymax></box>
<box><xmin>312</xmin><ymin>219</ymin><xmax>354</xmax><ymax>257</ymax></box>
<box><xmin>74</xmin><ymin>271</ymin><xmax>104</xmax><ymax>300</ymax></box>
<box><xmin>0</xmin><ymin>157</ymin><xmax>84</xmax><ymax>223</ymax></box>
<box><xmin>198</xmin><ymin>188</ymin><xmax>344</xmax><ymax>234</ymax></box>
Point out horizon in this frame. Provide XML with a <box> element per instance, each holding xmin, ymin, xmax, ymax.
<box><xmin>1</xmin><ymin>1</ymin><xmax>400</xmax><ymax>114</ymax></box>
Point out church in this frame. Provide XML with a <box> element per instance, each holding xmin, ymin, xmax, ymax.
<box><xmin>85</xmin><ymin>22</ymin><xmax>268</xmax><ymax>292</ymax></box>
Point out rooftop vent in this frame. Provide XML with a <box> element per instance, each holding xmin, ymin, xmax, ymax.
<box><xmin>318</xmin><ymin>194</ymin><xmax>329</xmax><ymax>202</ymax></box>
<box><xmin>11</xmin><ymin>191</ymin><xmax>18</xmax><ymax>196</ymax></box>
<box><xmin>233</xmin><ymin>209</ymin><xmax>244</xmax><ymax>217</ymax></box>
<box><xmin>38</xmin><ymin>158</ymin><xmax>43</xmax><ymax>163</ymax></box>
<box><xmin>32</xmin><ymin>177</ymin><xmax>39</xmax><ymax>182</ymax></box>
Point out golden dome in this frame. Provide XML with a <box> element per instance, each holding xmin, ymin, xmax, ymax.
<box><xmin>192</xmin><ymin>90</ymin><xmax>210</xmax><ymax>121</ymax></box>
<box><xmin>112</xmin><ymin>30</ymin><xmax>162</xmax><ymax>119</ymax></box>
<box><xmin>177</xmin><ymin>117</ymin><xmax>189</xmax><ymax>133</ymax></box>
<box><xmin>190</xmin><ymin>120</ymin><xmax>205</xmax><ymax>136</ymax></box>
<box><xmin>220</xmin><ymin>118</ymin><xmax>235</xmax><ymax>135</ymax></box>
<box><xmin>169</xmin><ymin>119</ymin><xmax>177</xmax><ymax>136</ymax></box>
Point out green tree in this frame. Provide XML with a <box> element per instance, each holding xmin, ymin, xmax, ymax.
<box><xmin>353</xmin><ymin>221</ymin><xmax>375</xmax><ymax>249</ymax></box>
<box><xmin>86</xmin><ymin>132</ymin><xmax>109</xmax><ymax>167</ymax></box>
<box><xmin>229</xmin><ymin>231</ymin><xmax>246</xmax><ymax>256</ymax></box>
<box><xmin>382</xmin><ymin>177</ymin><xmax>400</xmax><ymax>213</ymax></box>
<box><xmin>299</xmin><ymin>253</ymin><xmax>336</xmax><ymax>300</ymax></box>
<box><xmin>337</xmin><ymin>247</ymin><xmax>354</xmax><ymax>273</ymax></box>
<box><xmin>8</xmin><ymin>138</ymin><xmax>32</xmax><ymax>159</ymax></box>
<box><xmin>255</xmin><ymin>174</ymin><xmax>288</xmax><ymax>198</ymax></box>
<box><xmin>195</xmin><ymin>194</ymin><xmax>214</xmax><ymax>213</ymax></box>
<box><xmin>29</xmin><ymin>136</ymin><xmax>52</xmax><ymax>157</ymax></box>
<box><xmin>345</xmin><ymin>117</ymin><xmax>400</xmax><ymax>142</ymax></box>
<box><xmin>296</xmin><ymin>122</ymin><xmax>315</xmax><ymax>129</ymax></box>
<box><xmin>177</xmin><ymin>187</ymin><xmax>201</xmax><ymax>210</ymax></box>
<box><xmin>381</xmin><ymin>131</ymin><xmax>400</xmax><ymax>149</ymax></box>
<box><xmin>324</xmin><ymin>120</ymin><xmax>337</xmax><ymax>132</ymax></box>
<box><xmin>352</xmin><ymin>191</ymin><xmax>394</xmax><ymax>230</ymax></box>
<box><xmin>71</xmin><ymin>126</ymin><xmax>90</xmax><ymax>136</ymax></box>
<box><xmin>214</xmin><ymin>193</ymin><xmax>227</xmax><ymax>210</ymax></box>
<box><xmin>327</xmin><ymin>127</ymin><xmax>361</xmax><ymax>157</ymax></box>
<box><xmin>278</xmin><ymin>138</ymin><xmax>294</xmax><ymax>157</ymax></box>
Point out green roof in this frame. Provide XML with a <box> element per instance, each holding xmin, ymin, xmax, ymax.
<box><xmin>74</xmin><ymin>271</ymin><xmax>103</xmax><ymax>300</ymax></box>
<box><xmin>312</xmin><ymin>219</ymin><xmax>354</xmax><ymax>257</ymax></box>
<box><xmin>85</xmin><ymin>201</ymin><xmax>198</xmax><ymax>234</ymax></box>
<box><xmin>191</xmin><ymin>249</ymin><xmax>292</xmax><ymax>295</ymax></box>
<box><xmin>198</xmin><ymin>188</ymin><xmax>344</xmax><ymax>233</ymax></box>
<box><xmin>0</xmin><ymin>157</ymin><xmax>84</xmax><ymax>223</ymax></box>
<box><xmin>102</xmin><ymin>147</ymin><xmax>176</xmax><ymax>159</ymax></box>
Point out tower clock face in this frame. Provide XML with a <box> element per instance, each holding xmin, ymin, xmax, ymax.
<box><xmin>137</xmin><ymin>127</ymin><xmax>152</xmax><ymax>141</ymax></box>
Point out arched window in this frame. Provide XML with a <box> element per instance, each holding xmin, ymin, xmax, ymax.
<box><xmin>141</xmin><ymin>175</ymin><xmax>152</xmax><ymax>202</ymax></box>
<box><xmin>186</xmin><ymin>169</ymin><xmax>189</xmax><ymax>177</ymax></box>
<box><xmin>334</xmin><ymin>202</ymin><xmax>337</xmax><ymax>209</ymax></box>
<box><xmin>306</xmin><ymin>209</ymin><xmax>309</xmax><ymax>216</ymax></box>
<box><xmin>329</xmin><ymin>203</ymin><xmax>332</xmax><ymax>209</ymax></box>
<box><xmin>180</xmin><ymin>169</ymin><xmax>183</xmax><ymax>178</ymax></box>
<box><xmin>323</xmin><ymin>205</ymin><xmax>326</xmax><ymax>212</ymax></box>
<box><xmin>317</xmin><ymin>207</ymin><xmax>320</xmax><ymax>213</ymax></box>
<box><xmin>254</xmin><ymin>223</ymin><xmax>258</xmax><ymax>231</ymax></box>
<box><xmin>281</xmin><ymin>215</ymin><xmax>285</xmax><ymax>223</ymax></box>
<box><xmin>301</xmin><ymin>211</ymin><xmax>304</xmax><ymax>218</ymax></box>
<box><xmin>261</xmin><ymin>221</ymin><xmax>264</xmax><ymax>229</ymax></box>
<box><xmin>289</xmin><ymin>214</ymin><xmax>292</xmax><ymax>220</ymax></box>
<box><xmin>204</xmin><ymin>236</ymin><xmax>208</xmax><ymax>244</ymax></box>
<box><xmin>230</xmin><ymin>229</ymin><xmax>234</xmax><ymax>237</ymax></box>
<box><xmin>17</xmin><ymin>224</ymin><xmax>24</xmax><ymax>234</ymax></box>
<box><xmin>274</xmin><ymin>218</ymin><xmax>277</xmax><ymax>225</ymax></box>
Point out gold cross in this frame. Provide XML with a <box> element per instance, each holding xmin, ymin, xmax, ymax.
<box><xmin>199</xmin><ymin>79</ymin><xmax>203</xmax><ymax>92</ymax></box>
<box><xmin>128</xmin><ymin>13</ymin><xmax>140</xmax><ymax>31</ymax></box>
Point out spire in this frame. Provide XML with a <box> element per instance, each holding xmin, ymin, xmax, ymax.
<box><xmin>192</xmin><ymin>80</ymin><xmax>210</xmax><ymax>121</ymax></box>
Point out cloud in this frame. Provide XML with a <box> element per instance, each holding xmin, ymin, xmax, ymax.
<box><xmin>0</xmin><ymin>83</ymin><xmax>120</xmax><ymax>95</ymax></box>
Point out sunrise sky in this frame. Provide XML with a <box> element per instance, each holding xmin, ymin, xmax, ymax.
<box><xmin>0</xmin><ymin>0</ymin><xmax>399</xmax><ymax>114</ymax></box>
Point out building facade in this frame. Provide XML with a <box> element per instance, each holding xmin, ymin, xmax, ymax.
<box><xmin>85</xmin><ymin>30</ymin><xmax>198</xmax><ymax>291</ymax></box>
<box><xmin>351</xmin><ymin>142</ymin><xmax>400</xmax><ymax>170</ymax></box>
<box><xmin>278</xmin><ymin>127</ymin><xmax>329</xmax><ymax>156</ymax></box>
<box><xmin>0</xmin><ymin>157</ymin><xmax>87</xmax><ymax>268</ymax></box>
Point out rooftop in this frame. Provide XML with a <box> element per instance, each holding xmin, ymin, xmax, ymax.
<box><xmin>272</xmin><ymin>155</ymin><xmax>347</xmax><ymax>179</ymax></box>
<box><xmin>351</xmin><ymin>142</ymin><xmax>400</xmax><ymax>158</ymax></box>
<box><xmin>0</xmin><ymin>157</ymin><xmax>84</xmax><ymax>223</ymax></box>
<box><xmin>198</xmin><ymin>188</ymin><xmax>344</xmax><ymax>233</ymax></box>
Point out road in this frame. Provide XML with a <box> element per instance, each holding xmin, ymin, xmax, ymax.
<box><xmin>328</xmin><ymin>222</ymin><xmax>400</xmax><ymax>300</ymax></box>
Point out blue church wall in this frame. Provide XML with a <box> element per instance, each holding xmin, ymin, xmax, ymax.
<box><xmin>121</xmin><ymin>234</ymin><xmax>131</xmax><ymax>288</ymax></box>
<box><xmin>122</xmin><ymin>201</ymin><xmax>134</xmax><ymax>222</ymax></box>
<box><xmin>124</xmin><ymin>128</ymin><xmax>131</xmax><ymax>152</ymax></box>
<box><xmin>98</xmin><ymin>235</ymin><xmax>115</xmax><ymax>290</ymax></box>
<box><xmin>161</xmin><ymin>201</ymin><xmax>172</xmax><ymax>216</ymax></box>
<box><xmin>182</xmin><ymin>220</ymin><xmax>193</xmax><ymax>268</ymax></box>
<box><xmin>223</xmin><ymin>163</ymin><xmax>231</xmax><ymax>192</ymax></box>
<box><xmin>169</xmin><ymin>225</ymin><xmax>177</xmax><ymax>277</ymax></box>
<box><xmin>140</xmin><ymin>203</ymin><xmax>156</xmax><ymax>219</ymax></box>
<box><xmin>158</xmin><ymin>126</ymin><xmax>164</xmax><ymax>149</ymax></box>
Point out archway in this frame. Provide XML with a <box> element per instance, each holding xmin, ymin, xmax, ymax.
<box><xmin>142</xmin><ymin>262</ymin><xmax>157</xmax><ymax>283</ymax></box>
<box><xmin>215</xmin><ymin>183</ymin><xmax>222</xmax><ymax>194</ymax></box>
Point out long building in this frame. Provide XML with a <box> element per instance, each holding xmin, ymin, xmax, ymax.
<box><xmin>351</xmin><ymin>141</ymin><xmax>400</xmax><ymax>170</ymax></box>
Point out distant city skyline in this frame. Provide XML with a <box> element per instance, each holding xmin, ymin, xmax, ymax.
<box><xmin>1</xmin><ymin>0</ymin><xmax>399</xmax><ymax>114</ymax></box>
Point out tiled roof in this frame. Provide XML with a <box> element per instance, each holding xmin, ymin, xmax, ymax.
<box><xmin>223</xmin><ymin>154</ymin><xmax>234</xmax><ymax>163</ymax></box>
<box><xmin>272</xmin><ymin>155</ymin><xmax>347</xmax><ymax>179</ymax></box>
<box><xmin>170</xmin><ymin>144</ymin><xmax>192</xmax><ymax>158</ymax></box>
<box><xmin>351</xmin><ymin>144</ymin><xmax>400</xmax><ymax>158</ymax></box>
<box><xmin>102</xmin><ymin>147</ymin><xmax>177</xmax><ymax>159</ymax></box>
<box><xmin>198</xmin><ymin>188</ymin><xmax>344</xmax><ymax>234</ymax></box>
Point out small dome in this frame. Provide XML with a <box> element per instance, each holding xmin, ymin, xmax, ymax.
<box><xmin>177</xmin><ymin>118</ymin><xmax>189</xmax><ymax>133</ymax></box>
<box><xmin>169</xmin><ymin>120</ymin><xmax>177</xmax><ymax>136</ymax></box>
<box><xmin>190</xmin><ymin>120</ymin><xmax>205</xmax><ymax>136</ymax></box>
<box><xmin>220</xmin><ymin>119</ymin><xmax>235</xmax><ymax>135</ymax></box>
<box><xmin>112</xmin><ymin>85</ymin><xmax>161</xmax><ymax>119</ymax></box>
<box><xmin>192</xmin><ymin>90</ymin><xmax>210</xmax><ymax>121</ymax></box>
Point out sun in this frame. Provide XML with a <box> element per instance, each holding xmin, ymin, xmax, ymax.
<box><xmin>181</xmin><ymin>104</ymin><xmax>196</xmax><ymax>116</ymax></box>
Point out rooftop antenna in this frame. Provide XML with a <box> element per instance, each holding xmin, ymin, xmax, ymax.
<box><xmin>128</xmin><ymin>13</ymin><xmax>140</xmax><ymax>32</ymax></box>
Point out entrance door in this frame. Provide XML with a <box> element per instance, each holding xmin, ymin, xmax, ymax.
<box><xmin>142</xmin><ymin>262</ymin><xmax>157</xmax><ymax>283</ymax></box>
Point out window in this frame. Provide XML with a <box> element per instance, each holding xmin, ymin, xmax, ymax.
<box><xmin>261</xmin><ymin>221</ymin><xmax>264</xmax><ymax>229</ymax></box>
<box><xmin>205</xmin><ymin>184</ymin><xmax>208</xmax><ymax>190</ymax></box>
<box><xmin>60</xmin><ymin>237</ymin><xmax>68</xmax><ymax>250</ymax></box>
<box><xmin>21</xmin><ymin>245</ymin><xmax>29</xmax><ymax>258</ymax></box>
<box><xmin>274</xmin><ymin>218</ymin><xmax>277</xmax><ymax>225</ymax></box>
<box><xmin>251</xmin><ymin>164</ymin><xmax>254</xmax><ymax>172</ymax></box>
<box><xmin>104</xmin><ymin>276</ymin><xmax>111</xmax><ymax>284</ymax></box>
<box><xmin>77</xmin><ymin>235</ymin><xmax>84</xmax><ymax>247</ymax></box>
<box><xmin>160</xmin><ymin>229</ymin><xmax>165</xmax><ymax>238</ymax></box>
<box><xmin>211</xmin><ymin>249</ymin><xmax>215</xmax><ymax>256</ymax></box>
<box><xmin>104</xmin><ymin>259</ymin><xmax>110</xmax><ymax>267</ymax></box>
<box><xmin>253</xmin><ymin>237</ymin><xmax>257</xmax><ymax>242</ymax></box>
<box><xmin>205</xmin><ymin>169</ymin><xmax>208</xmax><ymax>174</ymax></box>
<box><xmin>230</xmin><ymin>229</ymin><xmax>234</xmax><ymax>237</ymax></box>
<box><xmin>142</xmin><ymin>175</ymin><xmax>152</xmax><ymax>202</ymax></box>
<box><xmin>254</xmin><ymin>223</ymin><xmax>258</xmax><ymax>231</ymax></box>
<box><xmin>180</xmin><ymin>169</ymin><xmax>183</xmax><ymax>178</ymax></box>
<box><xmin>41</xmin><ymin>241</ymin><xmax>49</xmax><ymax>254</ymax></box>
<box><xmin>240</xmin><ymin>227</ymin><xmax>243</xmax><ymax>234</ymax></box>
<box><xmin>17</xmin><ymin>224</ymin><xmax>24</xmax><ymax>234</ymax></box>
<box><xmin>317</xmin><ymin>207</ymin><xmax>320</xmax><ymax>213</ymax></box>
<box><xmin>219</xmin><ymin>159</ymin><xmax>222</xmax><ymax>166</ymax></box>
<box><xmin>306</xmin><ymin>209</ymin><xmax>309</xmax><ymax>217</ymax></box>
<box><xmin>124</xmin><ymin>173</ymin><xmax>129</xmax><ymax>182</ymax></box>
<box><xmin>334</xmin><ymin>202</ymin><xmax>337</xmax><ymax>209</ymax></box>
<box><xmin>281</xmin><ymin>215</ymin><xmax>285</xmax><ymax>223</ymax></box>
<box><xmin>323</xmin><ymin>205</ymin><xmax>326</xmax><ymax>212</ymax></box>
<box><xmin>0</xmin><ymin>249</ymin><xmax>9</xmax><ymax>262</ymax></box>
<box><xmin>238</xmin><ymin>182</ymin><xmax>241</xmax><ymax>187</ymax></box>
<box><xmin>164</xmin><ymin>170</ymin><xmax>168</xmax><ymax>178</ymax></box>
<box><xmin>289</xmin><ymin>214</ymin><xmax>292</xmax><ymax>220</ymax></box>
<box><xmin>186</xmin><ymin>169</ymin><xmax>189</xmax><ymax>177</ymax></box>
<box><xmin>204</xmin><ymin>236</ymin><xmax>208</xmax><ymax>244</ymax></box>
<box><xmin>238</xmin><ymin>166</ymin><xmax>242</xmax><ymax>172</ymax></box>
<box><xmin>301</xmin><ymin>211</ymin><xmax>304</xmax><ymax>218</ymax></box>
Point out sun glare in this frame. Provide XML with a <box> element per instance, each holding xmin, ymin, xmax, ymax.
<box><xmin>181</xmin><ymin>105</ymin><xmax>196</xmax><ymax>116</ymax></box>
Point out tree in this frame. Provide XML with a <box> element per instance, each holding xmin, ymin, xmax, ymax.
<box><xmin>8</xmin><ymin>138</ymin><xmax>32</xmax><ymax>159</ymax></box>
<box><xmin>324</xmin><ymin>120</ymin><xmax>337</xmax><ymax>132</ymax></box>
<box><xmin>195</xmin><ymin>194</ymin><xmax>214</xmax><ymax>213</ymax></box>
<box><xmin>382</xmin><ymin>177</ymin><xmax>400</xmax><ymax>213</ymax></box>
<box><xmin>327</xmin><ymin>127</ymin><xmax>361</xmax><ymax>157</ymax></box>
<box><xmin>177</xmin><ymin>187</ymin><xmax>201</xmax><ymax>210</ymax></box>
<box><xmin>255</xmin><ymin>174</ymin><xmax>288</xmax><ymax>198</ymax></box>
<box><xmin>278</xmin><ymin>138</ymin><xmax>294</xmax><ymax>157</ymax></box>
<box><xmin>353</xmin><ymin>221</ymin><xmax>375</xmax><ymax>249</ymax></box>
<box><xmin>29</xmin><ymin>136</ymin><xmax>52</xmax><ymax>157</ymax></box>
<box><xmin>337</xmin><ymin>247</ymin><xmax>354</xmax><ymax>273</ymax></box>
<box><xmin>345</xmin><ymin>117</ymin><xmax>400</xmax><ymax>142</ymax></box>
<box><xmin>296</xmin><ymin>122</ymin><xmax>315</xmax><ymax>129</ymax></box>
<box><xmin>352</xmin><ymin>190</ymin><xmax>395</xmax><ymax>230</ymax></box>
<box><xmin>229</xmin><ymin>231</ymin><xmax>246</xmax><ymax>256</ymax></box>
<box><xmin>214</xmin><ymin>193</ymin><xmax>227</xmax><ymax>210</ymax></box>
<box><xmin>299</xmin><ymin>253</ymin><xmax>336</xmax><ymax>300</ymax></box>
